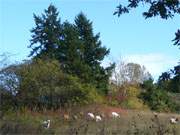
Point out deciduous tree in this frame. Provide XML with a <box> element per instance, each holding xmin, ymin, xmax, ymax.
<box><xmin>114</xmin><ymin>0</ymin><xmax>180</xmax><ymax>48</ymax></box>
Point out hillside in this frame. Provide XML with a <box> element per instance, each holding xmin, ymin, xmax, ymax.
<box><xmin>1</xmin><ymin>106</ymin><xmax>180</xmax><ymax>135</ymax></box>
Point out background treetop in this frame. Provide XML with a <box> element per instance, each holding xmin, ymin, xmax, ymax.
<box><xmin>114</xmin><ymin>0</ymin><xmax>180</xmax><ymax>47</ymax></box>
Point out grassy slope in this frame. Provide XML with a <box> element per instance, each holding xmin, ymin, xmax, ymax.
<box><xmin>0</xmin><ymin>106</ymin><xmax>180</xmax><ymax>135</ymax></box>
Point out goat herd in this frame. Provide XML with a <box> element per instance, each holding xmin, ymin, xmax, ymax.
<box><xmin>42</xmin><ymin>111</ymin><xmax>120</xmax><ymax>129</ymax></box>
<box><xmin>42</xmin><ymin>112</ymin><xmax>179</xmax><ymax>129</ymax></box>
<box><xmin>87</xmin><ymin>111</ymin><xmax>120</xmax><ymax>122</ymax></box>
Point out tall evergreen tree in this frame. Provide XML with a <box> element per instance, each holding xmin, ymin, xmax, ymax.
<box><xmin>60</xmin><ymin>21</ymin><xmax>88</xmax><ymax>77</ymax></box>
<box><xmin>74</xmin><ymin>13</ymin><xmax>115</xmax><ymax>93</ymax></box>
<box><xmin>170</xmin><ymin>64</ymin><xmax>180</xmax><ymax>92</ymax></box>
<box><xmin>157</xmin><ymin>64</ymin><xmax>180</xmax><ymax>93</ymax></box>
<box><xmin>75</xmin><ymin>13</ymin><xmax>110</xmax><ymax>66</ymax></box>
<box><xmin>28</xmin><ymin>4</ymin><xmax>62</xmax><ymax>59</ymax></box>
<box><xmin>29</xmin><ymin>5</ymin><xmax>114</xmax><ymax>94</ymax></box>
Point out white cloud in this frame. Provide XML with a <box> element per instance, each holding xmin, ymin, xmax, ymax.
<box><xmin>123</xmin><ymin>53</ymin><xmax>178</xmax><ymax>80</ymax></box>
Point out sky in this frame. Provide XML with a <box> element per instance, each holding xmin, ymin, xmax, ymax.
<box><xmin>0</xmin><ymin>0</ymin><xmax>180</xmax><ymax>80</ymax></box>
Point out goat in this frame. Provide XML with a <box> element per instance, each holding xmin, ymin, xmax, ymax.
<box><xmin>153</xmin><ymin>112</ymin><xmax>158</xmax><ymax>117</ymax></box>
<box><xmin>95</xmin><ymin>115</ymin><xmax>102</xmax><ymax>122</ymax></box>
<box><xmin>111</xmin><ymin>112</ymin><xmax>120</xmax><ymax>118</ymax></box>
<box><xmin>64</xmin><ymin>114</ymin><xmax>70</xmax><ymax>120</ymax></box>
<box><xmin>73</xmin><ymin>115</ymin><xmax>78</xmax><ymax>120</ymax></box>
<box><xmin>42</xmin><ymin>119</ymin><xmax>50</xmax><ymax>129</ymax></box>
<box><xmin>87</xmin><ymin>112</ymin><xmax>95</xmax><ymax>119</ymax></box>
<box><xmin>170</xmin><ymin>117</ymin><xmax>178</xmax><ymax>124</ymax></box>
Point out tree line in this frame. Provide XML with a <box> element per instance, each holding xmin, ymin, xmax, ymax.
<box><xmin>0</xmin><ymin>3</ymin><xmax>179</xmax><ymax>112</ymax></box>
<box><xmin>0</xmin><ymin>4</ymin><xmax>114</xmax><ymax>110</ymax></box>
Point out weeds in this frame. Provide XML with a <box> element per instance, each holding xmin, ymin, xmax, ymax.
<box><xmin>0</xmin><ymin>110</ymin><xmax>179</xmax><ymax>135</ymax></box>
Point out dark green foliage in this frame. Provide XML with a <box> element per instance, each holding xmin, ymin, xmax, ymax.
<box><xmin>16</xmin><ymin>59</ymin><xmax>102</xmax><ymax>110</ymax></box>
<box><xmin>75</xmin><ymin>13</ymin><xmax>110</xmax><ymax>64</ymax></box>
<box><xmin>0</xmin><ymin>87</ymin><xmax>17</xmax><ymax>111</ymax></box>
<box><xmin>29</xmin><ymin>5</ymin><xmax>114</xmax><ymax>94</ymax></box>
<box><xmin>173</xmin><ymin>29</ymin><xmax>180</xmax><ymax>47</ymax></box>
<box><xmin>141</xmin><ymin>78</ymin><xmax>154</xmax><ymax>90</ymax></box>
<box><xmin>140</xmin><ymin>79</ymin><xmax>176</xmax><ymax>112</ymax></box>
<box><xmin>143</xmin><ymin>88</ymin><xmax>175</xmax><ymax>111</ymax></box>
<box><xmin>114</xmin><ymin>0</ymin><xmax>180</xmax><ymax>19</ymax></box>
<box><xmin>157</xmin><ymin>71</ymin><xmax>171</xmax><ymax>91</ymax></box>
<box><xmin>59</xmin><ymin>21</ymin><xmax>86</xmax><ymax>76</ymax></box>
<box><xmin>0</xmin><ymin>59</ymin><xmax>103</xmax><ymax>111</ymax></box>
<box><xmin>73</xmin><ymin>13</ymin><xmax>115</xmax><ymax>94</ymax></box>
<box><xmin>170</xmin><ymin>64</ymin><xmax>180</xmax><ymax>92</ymax></box>
<box><xmin>157</xmin><ymin>64</ymin><xmax>180</xmax><ymax>93</ymax></box>
<box><xmin>141</xmin><ymin>66</ymin><xmax>180</xmax><ymax>111</ymax></box>
<box><xmin>114</xmin><ymin>0</ymin><xmax>180</xmax><ymax>47</ymax></box>
<box><xmin>28</xmin><ymin>4</ymin><xmax>62</xmax><ymax>59</ymax></box>
<box><xmin>158</xmin><ymin>72</ymin><xmax>171</xmax><ymax>82</ymax></box>
<box><xmin>2</xmin><ymin>10</ymin><xmax>113</xmax><ymax>109</ymax></box>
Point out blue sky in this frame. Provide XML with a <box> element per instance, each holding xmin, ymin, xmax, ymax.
<box><xmin>0</xmin><ymin>0</ymin><xmax>179</xmax><ymax>80</ymax></box>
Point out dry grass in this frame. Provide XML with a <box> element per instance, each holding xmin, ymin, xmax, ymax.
<box><xmin>0</xmin><ymin>106</ymin><xmax>180</xmax><ymax>135</ymax></box>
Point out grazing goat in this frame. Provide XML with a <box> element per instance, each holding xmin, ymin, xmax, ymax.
<box><xmin>73</xmin><ymin>115</ymin><xmax>78</xmax><ymax>120</ymax></box>
<box><xmin>111</xmin><ymin>112</ymin><xmax>120</xmax><ymax>118</ymax></box>
<box><xmin>79</xmin><ymin>111</ymin><xmax>84</xmax><ymax>116</ymax></box>
<box><xmin>170</xmin><ymin>117</ymin><xmax>178</xmax><ymax>124</ymax></box>
<box><xmin>42</xmin><ymin>120</ymin><xmax>50</xmax><ymax>129</ymax></box>
<box><xmin>95</xmin><ymin>115</ymin><xmax>102</xmax><ymax>122</ymax></box>
<box><xmin>64</xmin><ymin>114</ymin><xmax>70</xmax><ymax>120</ymax></box>
<box><xmin>153</xmin><ymin>112</ymin><xmax>158</xmax><ymax>117</ymax></box>
<box><xmin>101</xmin><ymin>113</ymin><xmax>105</xmax><ymax>118</ymax></box>
<box><xmin>87</xmin><ymin>112</ymin><xmax>95</xmax><ymax>119</ymax></box>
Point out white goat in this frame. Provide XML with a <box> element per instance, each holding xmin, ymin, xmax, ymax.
<box><xmin>87</xmin><ymin>112</ymin><xmax>95</xmax><ymax>119</ymax></box>
<box><xmin>111</xmin><ymin>112</ymin><xmax>120</xmax><ymax>118</ymax></box>
<box><xmin>170</xmin><ymin>117</ymin><xmax>178</xmax><ymax>124</ymax></box>
<box><xmin>95</xmin><ymin>115</ymin><xmax>102</xmax><ymax>122</ymax></box>
<box><xmin>42</xmin><ymin>119</ymin><xmax>50</xmax><ymax>129</ymax></box>
<box><xmin>153</xmin><ymin>112</ymin><xmax>158</xmax><ymax>117</ymax></box>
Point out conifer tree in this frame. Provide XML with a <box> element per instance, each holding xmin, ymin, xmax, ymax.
<box><xmin>74</xmin><ymin>13</ymin><xmax>115</xmax><ymax>93</ymax></box>
<box><xmin>29</xmin><ymin>5</ymin><xmax>114</xmax><ymax>94</ymax></box>
<box><xmin>60</xmin><ymin>22</ymin><xmax>86</xmax><ymax>76</ymax></box>
<box><xmin>28</xmin><ymin>4</ymin><xmax>62</xmax><ymax>59</ymax></box>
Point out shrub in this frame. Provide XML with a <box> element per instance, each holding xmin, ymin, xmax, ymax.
<box><xmin>106</xmin><ymin>84</ymin><xmax>127</xmax><ymax>106</ymax></box>
<box><xmin>107</xmin><ymin>84</ymin><xmax>146</xmax><ymax>109</ymax></box>
<box><xmin>0</xmin><ymin>88</ymin><xmax>17</xmax><ymax>111</ymax></box>
<box><xmin>16</xmin><ymin>59</ymin><xmax>102</xmax><ymax>110</ymax></box>
<box><xmin>140</xmin><ymin>80</ymin><xmax>176</xmax><ymax>112</ymax></box>
<box><xmin>121</xmin><ymin>85</ymin><xmax>147</xmax><ymax>109</ymax></box>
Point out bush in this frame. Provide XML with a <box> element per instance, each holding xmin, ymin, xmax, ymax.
<box><xmin>143</xmin><ymin>89</ymin><xmax>176</xmax><ymax>112</ymax></box>
<box><xmin>121</xmin><ymin>85</ymin><xmax>147</xmax><ymax>109</ymax></box>
<box><xmin>106</xmin><ymin>84</ymin><xmax>127</xmax><ymax>106</ymax></box>
<box><xmin>107</xmin><ymin>84</ymin><xmax>146</xmax><ymax>109</ymax></box>
<box><xmin>140</xmin><ymin>80</ymin><xmax>176</xmax><ymax>112</ymax></box>
<box><xmin>0</xmin><ymin>88</ymin><xmax>17</xmax><ymax>112</ymax></box>
<box><xmin>15</xmin><ymin>59</ymin><xmax>102</xmax><ymax>110</ymax></box>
